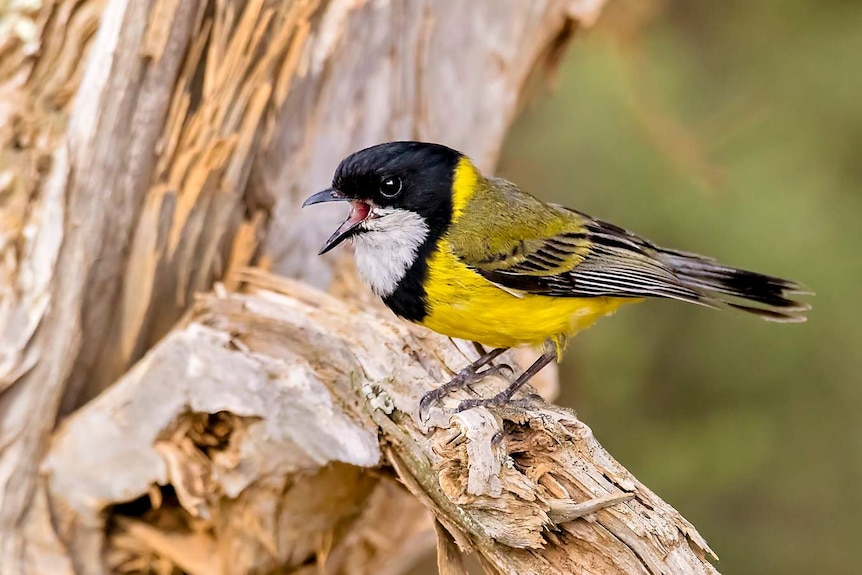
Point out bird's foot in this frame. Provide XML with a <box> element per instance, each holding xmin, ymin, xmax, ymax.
<box><xmin>455</xmin><ymin>345</ymin><xmax>557</xmax><ymax>413</ymax></box>
<box><xmin>455</xmin><ymin>393</ymin><xmax>538</xmax><ymax>414</ymax></box>
<box><xmin>454</xmin><ymin>390</ymin><xmax>512</xmax><ymax>413</ymax></box>
<box><xmin>419</xmin><ymin>363</ymin><xmax>513</xmax><ymax>420</ymax></box>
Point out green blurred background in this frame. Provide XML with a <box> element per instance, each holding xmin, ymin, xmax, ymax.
<box><xmin>495</xmin><ymin>1</ymin><xmax>861</xmax><ymax>574</ymax></box>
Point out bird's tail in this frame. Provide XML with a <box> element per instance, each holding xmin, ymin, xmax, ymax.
<box><xmin>658</xmin><ymin>247</ymin><xmax>812</xmax><ymax>323</ymax></box>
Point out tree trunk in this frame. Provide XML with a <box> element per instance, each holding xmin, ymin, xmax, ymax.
<box><xmin>0</xmin><ymin>1</ymin><xmax>719</xmax><ymax>574</ymax></box>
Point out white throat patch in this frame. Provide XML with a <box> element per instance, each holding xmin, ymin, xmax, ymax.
<box><xmin>352</xmin><ymin>208</ymin><xmax>429</xmax><ymax>297</ymax></box>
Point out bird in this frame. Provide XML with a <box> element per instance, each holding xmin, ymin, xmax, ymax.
<box><xmin>303</xmin><ymin>141</ymin><xmax>811</xmax><ymax>413</ymax></box>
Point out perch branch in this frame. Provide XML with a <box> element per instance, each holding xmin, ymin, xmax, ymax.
<box><xmin>1</xmin><ymin>2</ymin><xmax>604</xmax><ymax>571</ymax></box>
<box><xmin>43</xmin><ymin>270</ymin><xmax>719</xmax><ymax>575</ymax></box>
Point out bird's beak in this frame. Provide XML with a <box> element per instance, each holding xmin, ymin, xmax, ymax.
<box><xmin>302</xmin><ymin>188</ymin><xmax>370</xmax><ymax>255</ymax></box>
<box><xmin>302</xmin><ymin>187</ymin><xmax>347</xmax><ymax>208</ymax></box>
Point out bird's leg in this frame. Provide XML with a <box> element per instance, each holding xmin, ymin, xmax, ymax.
<box><xmin>465</xmin><ymin>343</ymin><xmax>515</xmax><ymax>390</ymax></box>
<box><xmin>419</xmin><ymin>344</ymin><xmax>508</xmax><ymax>415</ymax></box>
<box><xmin>455</xmin><ymin>344</ymin><xmax>558</xmax><ymax>413</ymax></box>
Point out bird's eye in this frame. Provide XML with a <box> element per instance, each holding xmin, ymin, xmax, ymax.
<box><xmin>379</xmin><ymin>176</ymin><xmax>402</xmax><ymax>198</ymax></box>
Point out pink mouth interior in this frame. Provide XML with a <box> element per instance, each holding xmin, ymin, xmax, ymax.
<box><xmin>347</xmin><ymin>201</ymin><xmax>371</xmax><ymax>226</ymax></box>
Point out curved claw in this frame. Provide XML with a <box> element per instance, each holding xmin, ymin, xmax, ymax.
<box><xmin>418</xmin><ymin>388</ymin><xmax>446</xmax><ymax>422</ymax></box>
<box><xmin>419</xmin><ymin>370</ymin><xmax>476</xmax><ymax>421</ymax></box>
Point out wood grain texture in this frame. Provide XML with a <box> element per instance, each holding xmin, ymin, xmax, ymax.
<box><xmin>257</xmin><ymin>0</ymin><xmax>605</xmax><ymax>288</ymax></box>
<box><xmin>0</xmin><ymin>0</ymin><xmax>723</xmax><ymax>573</ymax></box>
<box><xmin>41</xmin><ymin>272</ymin><xmax>718</xmax><ymax>574</ymax></box>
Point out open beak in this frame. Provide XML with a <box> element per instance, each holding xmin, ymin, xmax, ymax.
<box><xmin>302</xmin><ymin>188</ymin><xmax>371</xmax><ymax>255</ymax></box>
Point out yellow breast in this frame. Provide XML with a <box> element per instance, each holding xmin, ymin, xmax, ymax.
<box><xmin>421</xmin><ymin>240</ymin><xmax>634</xmax><ymax>351</ymax></box>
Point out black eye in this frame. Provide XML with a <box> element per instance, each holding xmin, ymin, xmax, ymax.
<box><xmin>379</xmin><ymin>176</ymin><xmax>402</xmax><ymax>198</ymax></box>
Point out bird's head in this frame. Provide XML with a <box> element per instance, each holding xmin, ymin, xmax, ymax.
<box><xmin>302</xmin><ymin>141</ymin><xmax>463</xmax><ymax>255</ymax></box>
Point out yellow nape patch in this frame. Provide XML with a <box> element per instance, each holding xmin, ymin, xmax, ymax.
<box><xmin>451</xmin><ymin>157</ymin><xmax>479</xmax><ymax>222</ymax></box>
<box><xmin>421</xmin><ymin>240</ymin><xmax>635</xmax><ymax>350</ymax></box>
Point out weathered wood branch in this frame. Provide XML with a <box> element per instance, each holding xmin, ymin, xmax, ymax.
<box><xmin>1</xmin><ymin>2</ymin><xmax>599</xmax><ymax>570</ymax></box>
<box><xmin>0</xmin><ymin>0</ymin><xmax>723</xmax><ymax>573</ymax></box>
<box><xmin>43</xmin><ymin>271</ymin><xmax>718</xmax><ymax>574</ymax></box>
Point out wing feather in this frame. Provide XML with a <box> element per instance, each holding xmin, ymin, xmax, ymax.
<box><xmin>447</xmin><ymin>182</ymin><xmax>809</xmax><ymax>322</ymax></box>
<box><xmin>460</xmin><ymin>207</ymin><xmax>809</xmax><ymax>321</ymax></box>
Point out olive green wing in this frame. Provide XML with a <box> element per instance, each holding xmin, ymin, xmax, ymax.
<box><xmin>451</xmin><ymin>197</ymin><xmax>700</xmax><ymax>301</ymax></box>
<box><xmin>454</xmin><ymin>228</ymin><xmax>593</xmax><ymax>277</ymax></box>
<box><xmin>453</xmin><ymin>198</ymin><xmax>809</xmax><ymax>321</ymax></box>
<box><xmin>447</xmin><ymin>180</ymin><xmax>593</xmax><ymax>277</ymax></box>
<box><xmin>465</xmin><ymin>210</ymin><xmax>705</xmax><ymax>301</ymax></box>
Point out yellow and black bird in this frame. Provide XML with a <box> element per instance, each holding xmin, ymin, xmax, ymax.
<box><xmin>303</xmin><ymin>141</ymin><xmax>810</xmax><ymax>412</ymax></box>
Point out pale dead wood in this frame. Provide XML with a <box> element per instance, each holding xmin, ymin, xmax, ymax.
<box><xmin>41</xmin><ymin>272</ymin><xmax>718</xmax><ymax>574</ymax></box>
<box><xmin>1</xmin><ymin>1</ymin><xmax>594</xmax><ymax>570</ymax></box>
<box><xmin>254</xmin><ymin>0</ymin><xmax>607</xmax><ymax>286</ymax></box>
<box><xmin>0</xmin><ymin>0</ymin><xmax>724</xmax><ymax>573</ymax></box>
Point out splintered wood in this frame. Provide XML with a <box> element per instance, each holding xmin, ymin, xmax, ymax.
<box><xmin>43</xmin><ymin>272</ymin><xmax>718</xmax><ymax>575</ymax></box>
<box><xmin>106</xmin><ymin>0</ymin><xmax>321</xmax><ymax>398</ymax></box>
<box><xmin>0</xmin><ymin>0</ymin><xmax>724</xmax><ymax>574</ymax></box>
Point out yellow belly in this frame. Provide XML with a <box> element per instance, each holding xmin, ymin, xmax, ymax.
<box><xmin>421</xmin><ymin>243</ymin><xmax>636</xmax><ymax>350</ymax></box>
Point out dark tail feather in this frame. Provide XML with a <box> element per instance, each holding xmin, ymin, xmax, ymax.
<box><xmin>658</xmin><ymin>248</ymin><xmax>812</xmax><ymax>323</ymax></box>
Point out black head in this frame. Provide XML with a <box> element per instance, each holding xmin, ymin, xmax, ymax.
<box><xmin>303</xmin><ymin>142</ymin><xmax>462</xmax><ymax>254</ymax></box>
